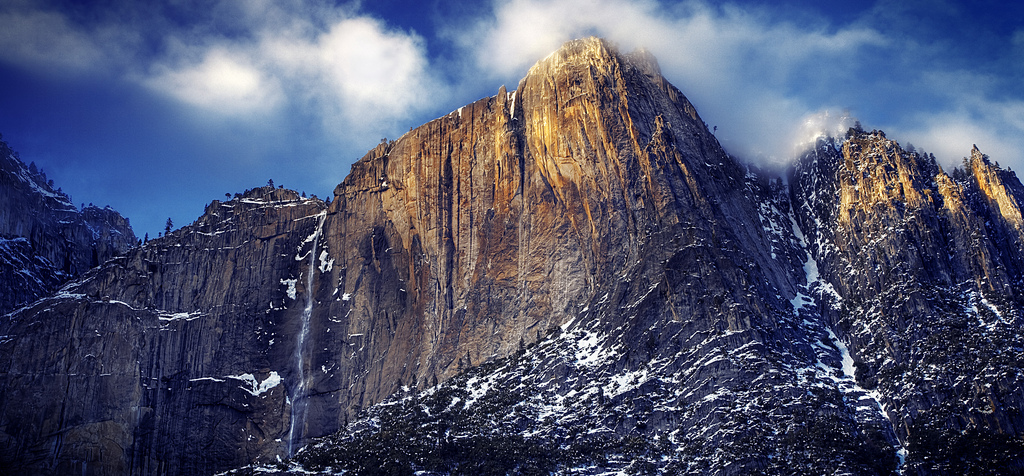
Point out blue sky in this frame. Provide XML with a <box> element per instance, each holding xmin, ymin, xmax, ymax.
<box><xmin>1</xmin><ymin>0</ymin><xmax>1022</xmax><ymax>237</ymax></box>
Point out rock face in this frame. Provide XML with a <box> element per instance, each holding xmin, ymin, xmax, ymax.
<box><xmin>0</xmin><ymin>186</ymin><xmax>328</xmax><ymax>475</ymax></box>
<box><xmin>791</xmin><ymin>132</ymin><xmax>1024</xmax><ymax>473</ymax></box>
<box><xmin>0</xmin><ymin>38</ymin><xmax>1022</xmax><ymax>475</ymax></box>
<box><xmin>0</xmin><ymin>139</ymin><xmax>136</xmax><ymax>314</ymax></box>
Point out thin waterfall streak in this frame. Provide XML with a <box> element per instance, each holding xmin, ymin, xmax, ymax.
<box><xmin>288</xmin><ymin>211</ymin><xmax>326</xmax><ymax>457</ymax></box>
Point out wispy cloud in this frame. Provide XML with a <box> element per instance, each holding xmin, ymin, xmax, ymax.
<box><xmin>3</xmin><ymin>0</ymin><xmax>1024</xmax><ymax>220</ymax></box>
<box><xmin>446</xmin><ymin>0</ymin><xmax>1024</xmax><ymax>173</ymax></box>
<box><xmin>899</xmin><ymin>100</ymin><xmax>1024</xmax><ymax>169</ymax></box>
<box><xmin>0</xmin><ymin>4</ymin><xmax>134</xmax><ymax>74</ymax></box>
<box><xmin>0</xmin><ymin>0</ymin><xmax>441</xmax><ymax>135</ymax></box>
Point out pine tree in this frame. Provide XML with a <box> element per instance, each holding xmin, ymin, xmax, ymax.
<box><xmin>165</xmin><ymin>218</ymin><xmax>173</xmax><ymax>235</ymax></box>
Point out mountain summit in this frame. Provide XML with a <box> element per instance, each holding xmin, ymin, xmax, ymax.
<box><xmin>1</xmin><ymin>37</ymin><xmax>1022</xmax><ymax>475</ymax></box>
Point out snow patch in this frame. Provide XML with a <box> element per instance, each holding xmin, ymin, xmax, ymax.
<box><xmin>227</xmin><ymin>372</ymin><xmax>282</xmax><ymax>396</ymax></box>
<box><xmin>318</xmin><ymin>250</ymin><xmax>333</xmax><ymax>273</ymax></box>
<box><xmin>158</xmin><ymin>311</ymin><xmax>203</xmax><ymax>322</ymax></box>
<box><xmin>189</xmin><ymin>376</ymin><xmax>226</xmax><ymax>383</ymax></box>
<box><xmin>574</xmin><ymin>330</ymin><xmax>613</xmax><ymax>368</ymax></box>
<box><xmin>281</xmin><ymin>279</ymin><xmax>297</xmax><ymax>300</ymax></box>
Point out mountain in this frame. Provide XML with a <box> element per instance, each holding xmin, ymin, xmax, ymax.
<box><xmin>1</xmin><ymin>37</ymin><xmax>1022</xmax><ymax>475</ymax></box>
<box><xmin>0</xmin><ymin>138</ymin><xmax>136</xmax><ymax>315</ymax></box>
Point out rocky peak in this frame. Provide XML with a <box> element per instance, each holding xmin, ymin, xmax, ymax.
<box><xmin>966</xmin><ymin>145</ymin><xmax>1024</xmax><ymax>233</ymax></box>
<box><xmin>837</xmin><ymin>130</ymin><xmax>941</xmax><ymax>224</ymax></box>
<box><xmin>795</xmin><ymin>129</ymin><xmax>1022</xmax><ymax>295</ymax></box>
<box><xmin>792</xmin><ymin>130</ymin><xmax>1024</xmax><ymax>473</ymax></box>
<box><xmin>0</xmin><ymin>38</ymin><xmax>780</xmax><ymax>474</ymax></box>
<box><xmin>323</xmin><ymin>35</ymin><xmax>734</xmax><ymax>387</ymax></box>
<box><xmin>0</xmin><ymin>140</ymin><xmax>76</xmax><ymax>235</ymax></box>
<box><xmin>526</xmin><ymin>37</ymin><xmax>660</xmax><ymax>79</ymax></box>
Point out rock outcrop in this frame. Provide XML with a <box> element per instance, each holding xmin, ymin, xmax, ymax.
<box><xmin>0</xmin><ymin>139</ymin><xmax>136</xmax><ymax>314</ymax></box>
<box><xmin>791</xmin><ymin>130</ymin><xmax>1024</xmax><ymax>473</ymax></box>
<box><xmin>1</xmin><ymin>38</ymin><xmax>1022</xmax><ymax>475</ymax></box>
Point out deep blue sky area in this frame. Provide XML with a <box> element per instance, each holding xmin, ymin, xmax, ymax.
<box><xmin>1</xmin><ymin>0</ymin><xmax>1023</xmax><ymax>237</ymax></box>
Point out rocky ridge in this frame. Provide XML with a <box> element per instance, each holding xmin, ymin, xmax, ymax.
<box><xmin>0</xmin><ymin>138</ymin><xmax>136</xmax><ymax>314</ymax></box>
<box><xmin>791</xmin><ymin>131</ymin><xmax>1024</xmax><ymax>474</ymax></box>
<box><xmin>0</xmin><ymin>38</ymin><xmax>1022</xmax><ymax>475</ymax></box>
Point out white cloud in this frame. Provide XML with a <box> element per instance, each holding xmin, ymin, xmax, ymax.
<box><xmin>461</xmin><ymin>0</ymin><xmax>662</xmax><ymax>78</ymax></box>
<box><xmin>898</xmin><ymin>105</ymin><xmax>1024</xmax><ymax>171</ymax></box>
<box><xmin>902</xmin><ymin>117</ymin><xmax>1011</xmax><ymax>167</ymax></box>
<box><xmin>793</xmin><ymin>109</ymin><xmax>856</xmax><ymax>149</ymax></box>
<box><xmin>1</xmin><ymin>1</ymin><xmax>439</xmax><ymax>134</ymax></box>
<box><xmin>139</xmin><ymin>11</ymin><xmax>437</xmax><ymax>133</ymax></box>
<box><xmin>145</xmin><ymin>49</ymin><xmax>284</xmax><ymax>115</ymax></box>
<box><xmin>310</xmin><ymin>17</ymin><xmax>437</xmax><ymax>128</ymax></box>
<box><xmin>319</xmin><ymin>18</ymin><xmax>430</xmax><ymax>110</ymax></box>
<box><xmin>886</xmin><ymin>70</ymin><xmax>1024</xmax><ymax>171</ymax></box>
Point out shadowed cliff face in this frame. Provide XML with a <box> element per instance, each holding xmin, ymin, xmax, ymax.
<box><xmin>0</xmin><ymin>187</ymin><xmax>328</xmax><ymax>474</ymax></box>
<box><xmin>0</xmin><ymin>140</ymin><xmax>136</xmax><ymax>314</ymax></box>
<box><xmin>1</xmin><ymin>38</ymin><xmax>1023</xmax><ymax>476</ymax></box>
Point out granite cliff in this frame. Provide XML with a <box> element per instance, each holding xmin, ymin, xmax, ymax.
<box><xmin>1</xmin><ymin>38</ymin><xmax>1022</xmax><ymax>475</ymax></box>
<box><xmin>0</xmin><ymin>138</ymin><xmax>136</xmax><ymax>315</ymax></box>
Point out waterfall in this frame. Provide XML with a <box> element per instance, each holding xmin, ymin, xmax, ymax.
<box><xmin>288</xmin><ymin>211</ymin><xmax>326</xmax><ymax>457</ymax></box>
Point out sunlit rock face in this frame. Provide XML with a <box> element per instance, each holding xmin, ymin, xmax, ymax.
<box><xmin>0</xmin><ymin>139</ymin><xmax>136</xmax><ymax>314</ymax></box>
<box><xmin>1</xmin><ymin>38</ymin><xmax>1022</xmax><ymax>475</ymax></box>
